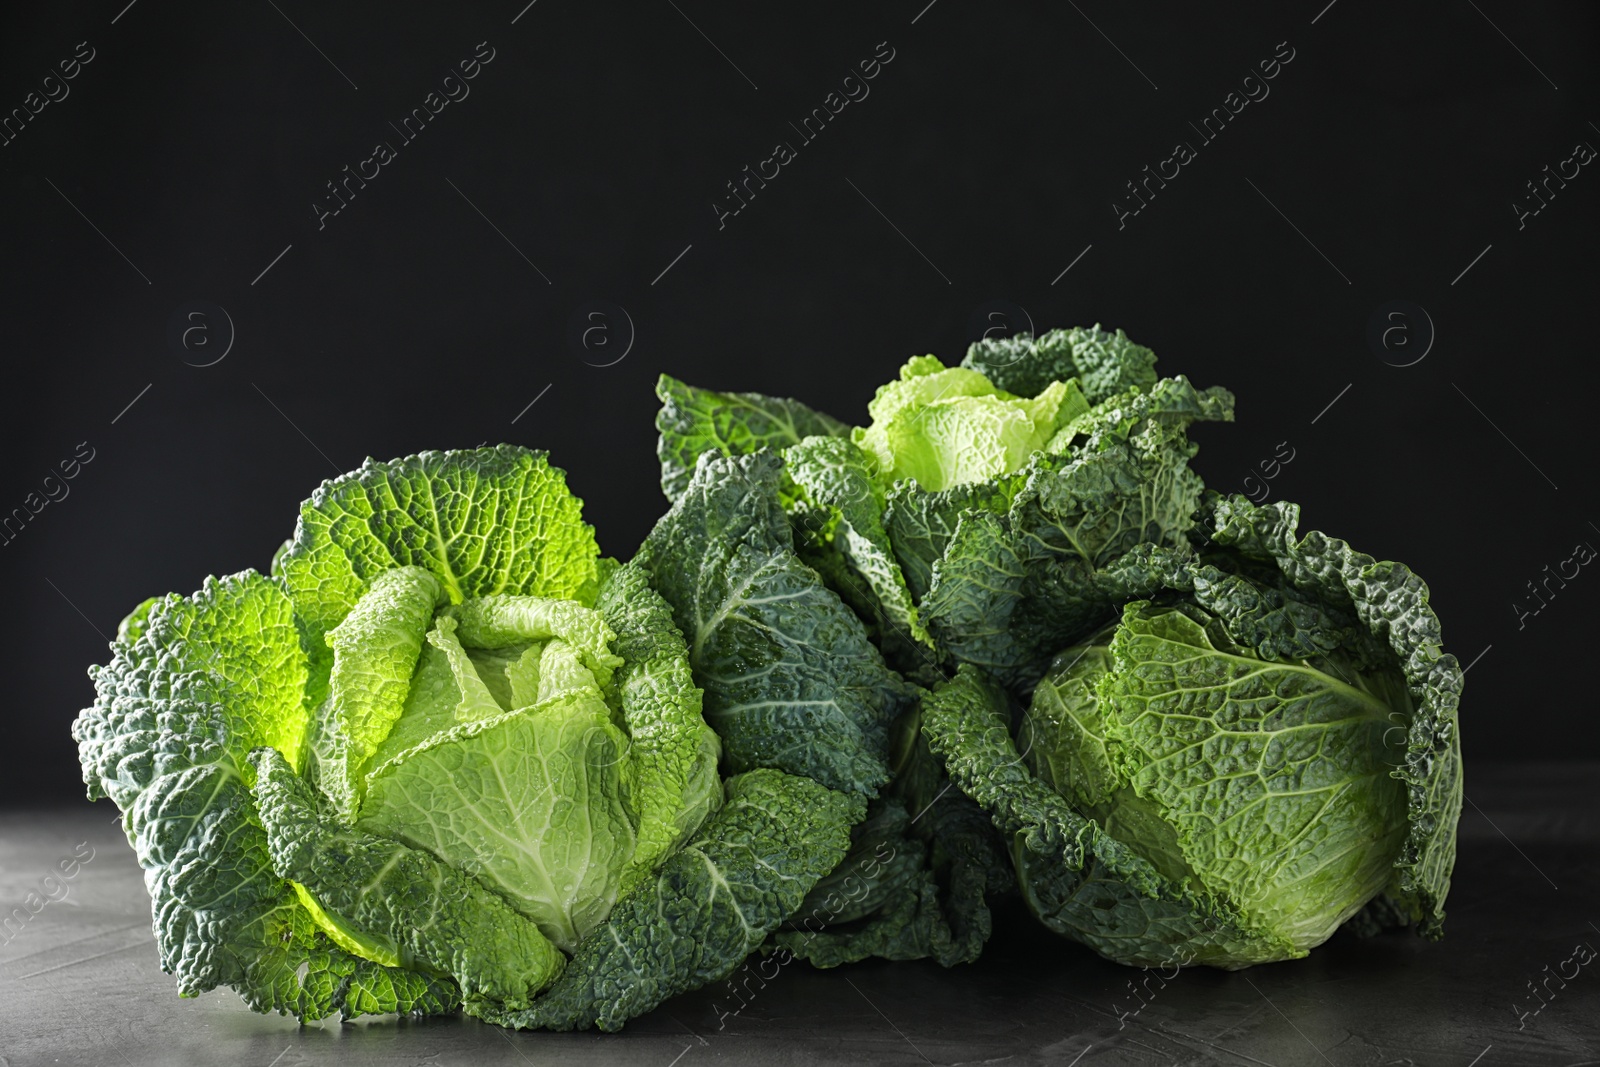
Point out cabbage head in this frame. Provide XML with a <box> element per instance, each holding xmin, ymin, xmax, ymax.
<box><xmin>921</xmin><ymin>494</ymin><xmax>1463</xmax><ymax>968</ymax></box>
<box><xmin>73</xmin><ymin>447</ymin><xmax>868</xmax><ymax>1028</ymax></box>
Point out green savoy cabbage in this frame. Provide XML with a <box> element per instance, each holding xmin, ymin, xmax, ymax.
<box><xmin>73</xmin><ymin>446</ymin><xmax>876</xmax><ymax>1028</ymax></box>
<box><xmin>920</xmin><ymin>495</ymin><xmax>1463</xmax><ymax>967</ymax></box>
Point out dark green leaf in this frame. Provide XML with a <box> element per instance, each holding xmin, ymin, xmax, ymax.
<box><xmin>656</xmin><ymin>375</ymin><xmax>851</xmax><ymax>504</ymax></box>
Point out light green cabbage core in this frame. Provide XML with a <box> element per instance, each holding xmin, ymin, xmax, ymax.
<box><xmin>296</xmin><ymin>570</ymin><xmax>716</xmax><ymax>963</ymax></box>
<box><xmin>851</xmin><ymin>355</ymin><xmax>1088</xmax><ymax>491</ymax></box>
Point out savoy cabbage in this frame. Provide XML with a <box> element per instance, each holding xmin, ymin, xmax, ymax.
<box><xmin>73</xmin><ymin>446</ymin><xmax>885</xmax><ymax>1027</ymax></box>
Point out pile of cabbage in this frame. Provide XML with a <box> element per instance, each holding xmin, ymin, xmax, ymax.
<box><xmin>74</xmin><ymin>325</ymin><xmax>1461</xmax><ymax>1031</ymax></box>
<box><xmin>657</xmin><ymin>326</ymin><xmax>1461</xmax><ymax>970</ymax></box>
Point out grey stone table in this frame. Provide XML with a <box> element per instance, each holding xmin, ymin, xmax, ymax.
<box><xmin>2</xmin><ymin>763</ymin><xmax>1595</xmax><ymax>1067</ymax></box>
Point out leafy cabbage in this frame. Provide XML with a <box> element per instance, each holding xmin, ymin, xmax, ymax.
<box><xmin>921</xmin><ymin>494</ymin><xmax>1463</xmax><ymax>967</ymax></box>
<box><xmin>73</xmin><ymin>446</ymin><xmax>868</xmax><ymax>1027</ymax></box>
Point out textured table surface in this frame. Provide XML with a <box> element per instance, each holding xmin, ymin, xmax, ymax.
<box><xmin>2</xmin><ymin>762</ymin><xmax>1595</xmax><ymax>1067</ymax></box>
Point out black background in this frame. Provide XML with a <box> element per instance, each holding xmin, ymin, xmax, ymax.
<box><xmin>2</xmin><ymin>1</ymin><xmax>1595</xmax><ymax>805</ymax></box>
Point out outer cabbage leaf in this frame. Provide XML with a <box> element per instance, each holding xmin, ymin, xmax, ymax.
<box><xmin>656</xmin><ymin>374</ymin><xmax>851</xmax><ymax>504</ymax></box>
<box><xmin>71</xmin><ymin>572</ymin><xmax>457</xmax><ymax>1019</ymax></box>
<box><xmin>772</xmin><ymin>718</ymin><xmax>1012</xmax><ymax>969</ymax></box>
<box><xmin>922</xmin><ymin>511</ymin><xmax>1028</xmax><ymax>677</ymax></box>
<box><xmin>251</xmin><ymin>747</ymin><xmax>565</xmax><ymax>1008</ymax></box>
<box><xmin>883</xmin><ymin>473</ymin><xmax>1025</xmax><ymax>604</ymax></box>
<box><xmin>961</xmin><ymin>324</ymin><xmax>1158</xmax><ymax>403</ymax></box>
<box><xmin>772</xmin><ymin>798</ymin><xmax>932</xmax><ymax>965</ymax></box>
<box><xmin>115</xmin><ymin>595</ymin><xmax>161</xmax><ymax>644</ymax></box>
<box><xmin>470</xmin><ymin>768</ymin><xmax>863</xmax><ymax>1031</ymax></box>
<box><xmin>594</xmin><ymin>561</ymin><xmax>723</xmax><ymax>892</ymax></box>
<box><xmin>635</xmin><ymin>451</ymin><xmax>914</xmax><ymax>796</ymax></box>
<box><xmin>273</xmin><ymin>446</ymin><xmax>600</xmax><ymax>681</ymax></box>
<box><xmin>784</xmin><ymin>434</ymin><xmax>932</xmax><ymax>651</ymax></box>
